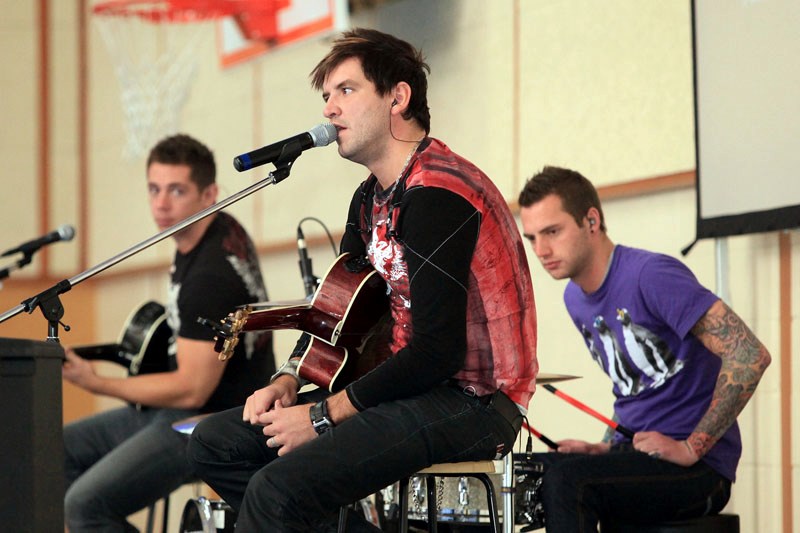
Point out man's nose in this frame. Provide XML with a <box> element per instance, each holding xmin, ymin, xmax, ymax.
<box><xmin>534</xmin><ymin>240</ymin><xmax>550</xmax><ymax>258</ymax></box>
<box><xmin>324</xmin><ymin>98</ymin><xmax>339</xmax><ymax>119</ymax></box>
<box><xmin>152</xmin><ymin>192</ymin><xmax>170</xmax><ymax>209</ymax></box>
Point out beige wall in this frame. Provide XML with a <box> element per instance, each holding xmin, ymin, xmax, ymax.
<box><xmin>1</xmin><ymin>0</ymin><xmax>797</xmax><ymax>531</ymax></box>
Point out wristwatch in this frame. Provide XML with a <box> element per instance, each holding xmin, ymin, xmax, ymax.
<box><xmin>309</xmin><ymin>399</ymin><xmax>335</xmax><ymax>435</ymax></box>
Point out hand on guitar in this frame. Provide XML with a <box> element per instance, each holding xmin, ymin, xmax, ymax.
<box><xmin>62</xmin><ymin>348</ymin><xmax>99</xmax><ymax>391</ymax></box>
<box><xmin>242</xmin><ymin>374</ymin><xmax>300</xmax><ymax>426</ymax></box>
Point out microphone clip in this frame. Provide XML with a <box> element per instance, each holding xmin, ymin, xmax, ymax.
<box><xmin>269</xmin><ymin>141</ymin><xmax>303</xmax><ymax>185</ymax></box>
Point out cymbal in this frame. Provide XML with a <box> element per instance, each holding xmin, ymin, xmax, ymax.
<box><xmin>537</xmin><ymin>373</ymin><xmax>581</xmax><ymax>384</ymax></box>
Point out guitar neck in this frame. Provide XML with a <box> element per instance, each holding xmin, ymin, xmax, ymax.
<box><xmin>72</xmin><ymin>343</ymin><xmax>131</xmax><ymax>367</ymax></box>
<box><xmin>242</xmin><ymin>304</ymin><xmax>310</xmax><ymax>333</ymax></box>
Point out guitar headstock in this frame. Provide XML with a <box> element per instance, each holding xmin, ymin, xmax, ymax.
<box><xmin>216</xmin><ymin>306</ymin><xmax>251</xmax><ymax>361</ymax></box>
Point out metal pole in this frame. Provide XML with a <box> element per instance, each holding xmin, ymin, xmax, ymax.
<box><xmin>0</xmin><ymin>171</ymin><xmax>281</xmax><ymax>325</ymax></box>
<box><xmin>714</xmin><ymin>237</ymin><xmax>730</xmax><ymax>302</ymax></box>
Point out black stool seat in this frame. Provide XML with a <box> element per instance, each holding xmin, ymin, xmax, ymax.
<box><xmin>602</xmin><ymin>513</ymin><xmax>740</xmax><ymax>533</ymax></box>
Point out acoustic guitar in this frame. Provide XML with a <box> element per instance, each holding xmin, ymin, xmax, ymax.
<box><xmin>73</xmin><ymin>300</ymin><xmax>173</xmax><ymax>376</ymax></box>
<box><xmin>210</xmin><ymin>254</ymin><xmax>390</xmax><ymax>391</ymax></box>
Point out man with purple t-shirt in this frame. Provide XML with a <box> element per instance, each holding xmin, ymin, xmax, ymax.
<box><xmin>518</xmin><ymin>166</ymin><xmax>771</xmax><ymax>531</ymax></box>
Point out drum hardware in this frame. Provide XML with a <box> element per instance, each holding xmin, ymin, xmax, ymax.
<box><xmin>179</xmin><ymin>497</ymin><xmax>235</xmax><ymax>533</ymax></box>
<box><xmin>458</xmin><ymin>477</ymin><xmax>470</xmax><ymax>507</ymax></box>
<box><xmin>513</xmin><ymin>454</ymin><xmax>545</xmax><ymax>531</ymax></box>
<box><xmin>394</xmin><ymin>474</ymin><xmax>498</xmax><ymax>525</ymax></box>
<box><xmin>410</xmin><ymin>476</ymin><xmax>425</xmax><ymax>515</ymax></box>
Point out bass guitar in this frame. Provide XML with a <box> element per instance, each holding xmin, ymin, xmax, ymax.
<box><xmin>210</xmin><ymin>254</ymin><xmax>390</xmax><ymax>392</ymax></box>
<box><xmin>73</xmin><ymin>300</ymin><xmax>173</xmax><ymax>376</ymax></box>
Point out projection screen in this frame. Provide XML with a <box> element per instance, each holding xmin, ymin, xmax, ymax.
<box><xmin>691</xmin><ymin>0</ymin><xmax>800</xmax><ymax>239</ymax></box>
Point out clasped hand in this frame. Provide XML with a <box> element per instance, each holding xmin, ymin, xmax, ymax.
<box><xmin>633</xmin><ymin>431</ymin><xmax>699</xmax><ymax>466</ymax></box>
<box><xmin>242</xmin><ymin>376</ymin><xmax>315</xmax><ymax>456</ymax></box>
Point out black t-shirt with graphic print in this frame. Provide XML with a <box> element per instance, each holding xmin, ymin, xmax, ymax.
<box><xmin>169</xmin><ymin>211</ymin><xmax>274</xmax><ymax>412</ymax></box>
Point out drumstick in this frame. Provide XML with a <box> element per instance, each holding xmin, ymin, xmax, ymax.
<box><xmin>542</xmin><ymin>384</ymin><xmax>635</xmax><ymax>439</ymax></box>
<box><xmin>522</xmin><ymin>420</ymin><xmax>559</xmax><ymax>450</ymax></box>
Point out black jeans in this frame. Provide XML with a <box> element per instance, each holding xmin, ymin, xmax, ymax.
<box><xmin>187</xmin><ymin>385</ymin><xmax>521</xmax><ymax>532</ymax></box>
<box><xmin>532</xmin><ymin>444</ymin><xmax>732</xmax><ymax>532</ymax></box>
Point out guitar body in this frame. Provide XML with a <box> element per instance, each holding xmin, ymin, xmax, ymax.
<box><xmin>73</xmin><ymin>301</ymin><xmax>173</xmax><ymax>376</ymax></box>
<box><xmin>216</xmin><ymin>254</ymin><xmax>390</xmax><ymax>391</ymax></box>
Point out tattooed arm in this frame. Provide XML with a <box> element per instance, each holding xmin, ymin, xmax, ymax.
<box><xmin>602</xmin><ymin>413</ymin><xmax>619</xmax><ymax>444</ymax></box>
<box><xmin>686</xmin><ymin>299</ymin><xmax>771</xmax><ymax>459</ymax></box>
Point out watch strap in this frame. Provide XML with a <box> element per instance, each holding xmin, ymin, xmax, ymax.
<box><xmin>309</xmin><ymin>399</ymin><xmax>334</xmax><ymax>435</ymax></box>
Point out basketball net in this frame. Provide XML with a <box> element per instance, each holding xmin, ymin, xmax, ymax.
<box><xmin>93</xmin><ymin>7</ymin><xmax>215</xmax><ymax>160</ymax></box>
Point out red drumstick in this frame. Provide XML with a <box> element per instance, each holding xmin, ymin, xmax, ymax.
<box><xmin>542</xmin><ymin>384</ymin><xmax>635</xmax><ymax>439</ymax></box>
<box><xmin>521</xmin><ymin>420</ymin><xmax>559</xmax><ymax>450</ymax></box>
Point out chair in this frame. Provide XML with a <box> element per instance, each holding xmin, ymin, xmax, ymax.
<box><xmin>600</xmin><ymin>513</ymin><xmax>740</xmax><ymax>533</ymax></box>
<box><xmin>339</xmin><ymin>457</ymin><xmax>513</xmax><ymax>533</ymax></box>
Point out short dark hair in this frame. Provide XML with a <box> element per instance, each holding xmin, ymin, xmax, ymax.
<box><xmin>310</xmin><ymin>27</ymin><xmax>431</xmax><ymax>134</ymax></box>
<box><xmin>146</xmin><ymin>134</ymin><xmax>216</xmax><ymax>190</ymax></box>
<box><xmin>519</xmin><ymin>166</ymin><xmax>607</xmax><ymax>232</ymax></box>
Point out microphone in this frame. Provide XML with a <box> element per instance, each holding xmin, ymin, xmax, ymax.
<box><xmin>297</xmin><ymin>226</ymin><xmax>318</xmax><ymax>298</ymax></box>
<box><xmin>2</xmin><ymin>224</ymin><xmax>76</xmax><ymax>257</ymax></box>
<box><xmin>233</xmin><ymin>123</ymin><xmax>338</xmax><ymax>172</ymax></box>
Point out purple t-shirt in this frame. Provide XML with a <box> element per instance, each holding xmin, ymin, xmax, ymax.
<box><xmin>564</xmin><ymin>245</ymin><xmax>741</xmax><ymax>481</ymax></box>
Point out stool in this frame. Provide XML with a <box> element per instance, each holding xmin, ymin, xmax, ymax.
<box><xmin>601</xmin><ymin>513</ymin><xmax>740</xmax><ymax>533</ymax></box>
<box><xmin>144</xmin><ymin>494</ymin><xmax>170</xmax><ymax>533</ymax></box>
<box><xmin>339</xmin><ymin>460</ymin><xmax>504</xmax><ymax>533</ymax></box>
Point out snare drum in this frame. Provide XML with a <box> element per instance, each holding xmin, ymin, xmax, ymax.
<box><xmin>179</xmin><ymin>497</ymin><xmax>236</xmax><ymax>533</ymax></box>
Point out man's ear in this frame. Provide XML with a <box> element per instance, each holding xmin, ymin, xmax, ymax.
<box><xmin>390</xmin><ymin>81</ymin><xmax>412</xmax><ymax>110</ymax></box>
<box><xmin>202</xmin><ymin>183</ymin><xmax>218</xmax><ymax>206</ymax></box>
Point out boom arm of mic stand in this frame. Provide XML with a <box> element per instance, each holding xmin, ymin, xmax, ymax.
<box><xmin>0</xmin><ymin>160</ymin><xmax>299</xmax><ymax>336</ymax></box>
<box><xmin>0</xmin><ymin>251</ymin><xmax>35</xmax><ymax>281</ymax></box>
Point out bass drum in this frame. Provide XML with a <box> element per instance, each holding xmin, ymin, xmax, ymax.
<box><xmin>179</xmin><ymin>497</ymin><xmax>236</xmax><ymax>533</ymax></box>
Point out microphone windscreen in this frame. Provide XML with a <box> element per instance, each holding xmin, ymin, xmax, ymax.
<box><xmin>309</xmin><ymin>123</ymin><xmax>338</xmax><ymax>147</ymax></box>
<box><xmin>58</xmin><ymin>224</ymin><xmax>76</xmax><ymax>241</ymax></box>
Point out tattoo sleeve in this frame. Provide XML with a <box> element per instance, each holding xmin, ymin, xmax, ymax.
<box><xmin>602</xmin><ymin>413</ymin><xmax>619</xmax><ymax>444</ymax></box>
<box><xmin>687</xmin><ymin>300</ymin><xmax>771</xmax><ymax>458</ymax></box>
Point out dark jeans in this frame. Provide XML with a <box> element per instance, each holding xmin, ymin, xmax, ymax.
<box><xmin>64</xmin><ymin>406</ymin><xmax>201</xmax><ymax>532</ymax></box>
<box><xmin>187</xmin><ymin>385</ymin><xmax>522</xmax><ymax>533</ymax></box>
<box><xmin>532</xmin><ymin>444</ymin><xmax>732</xmax><ymax>532</ymax></box>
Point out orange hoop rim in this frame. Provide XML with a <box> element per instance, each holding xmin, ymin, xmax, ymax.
<box><xmin>91</xmin><ymin>0</ymin><xmax>269</xmax><ymax>23</ymax></box>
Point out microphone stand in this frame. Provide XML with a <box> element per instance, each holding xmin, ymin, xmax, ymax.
<box><xmin>0</xmin><ymin>251</ymin><xmax>35</xmax><ymax>285</ymax></box>
<box><xmin>0</xmin><ymin>143</ymin><xmax>304</xmax><ymax>343</ymax></box>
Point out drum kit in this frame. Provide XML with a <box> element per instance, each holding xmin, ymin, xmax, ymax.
<box><xmin>171</xmin><ymin>373</ymin><xmax>578</xmax><ymax>532</ymax></box>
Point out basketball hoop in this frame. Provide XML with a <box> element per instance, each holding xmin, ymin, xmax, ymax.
<box><xmin>92</xmin><ymin>0</ymin><xmax>287</xmax><ymax>159</ymax></box>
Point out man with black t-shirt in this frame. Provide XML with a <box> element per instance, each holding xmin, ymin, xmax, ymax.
<box><xmin>188</xmin><ymin>29</ymin><xmax>538</xmax><ymax>532</ymax></box>
<box><xmin>62</xmin><ymin>134</ymin><xmax>274</xmax><ymax>531</ymax></box>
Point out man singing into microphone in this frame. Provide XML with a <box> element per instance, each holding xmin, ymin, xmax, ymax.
<box><xmin>62</xmin><ymin>134</ymin><xmax>275</xmax><ymax>531</ymax></box>
<box><xmin>188</xmin><ymin>28</ymin><xmax>538</xmax><ymax>531</ymax></box>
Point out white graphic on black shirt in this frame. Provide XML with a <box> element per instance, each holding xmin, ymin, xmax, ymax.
<box><xmin>227</xmin><ymin>255</ymin><xmax>268</xmax><ymax>360</ymax></box>
<box><xmin>166</xmin><ymin>281</ymin><xmax>181</xmax><ymax>358</ymax></box>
